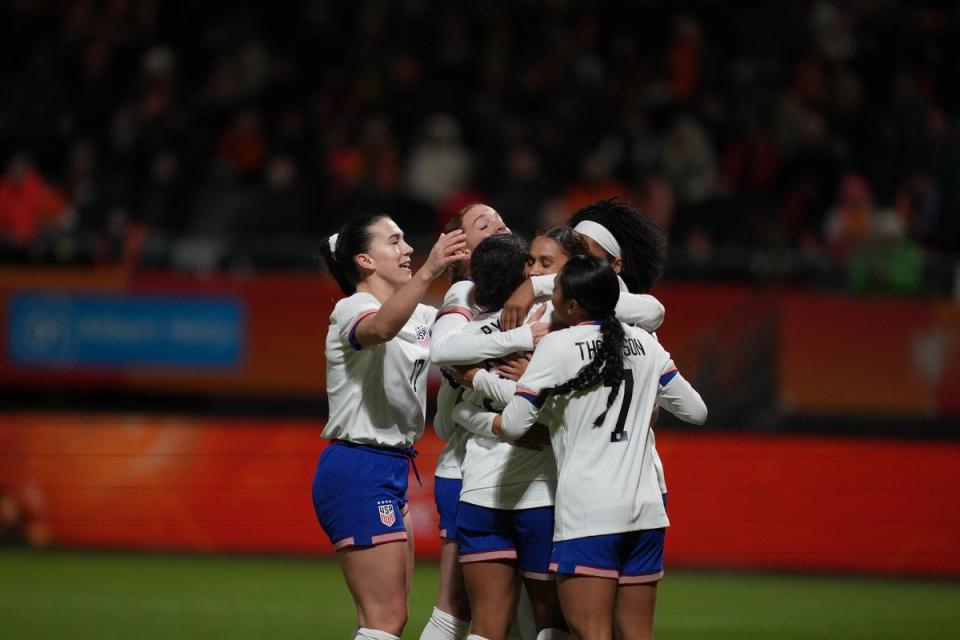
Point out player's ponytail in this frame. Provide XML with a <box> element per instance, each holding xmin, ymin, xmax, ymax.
<box><xmin>540</xmin><ymin>255</ymin><xmax>627</xmax><ymax>426</ymax></box>
<box><xmin>320</xmin><ymin>213</ymin><xmax>389</xmax><ymax>295</ymax></box>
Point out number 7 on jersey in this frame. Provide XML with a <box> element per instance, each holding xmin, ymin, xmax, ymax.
<box><xmin>409</xmin><ymin>358</ymin><xmax>427</xmax><ymax>391</ymax></box>
<box><xmin>607</xmin><ymin>369</ymin><xmax>634</xmax><ymax>443</ymax></box>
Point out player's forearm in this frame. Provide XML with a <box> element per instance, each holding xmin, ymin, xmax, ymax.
<box><xmin>355</xmin><ymin>271</ymin><xmax>432</xmax><ymax>344</ymax></box>
<box><xmin>659</xmin><ymin>373</ymin><xmax>708</xmax><ymax>424</ymax></box>
<box><xmin>431</xmin><ymin>326</ymin><xmax>534</xmax><ymax>366</ymax></box>
<box><xmin>452</xmin><ymin>401</ymin><xmax>498</xmax><ymax>438</ymax></box>
<box><xmin>499</xmin><ymin>395</ymin><xmax>540</xmax><ymax>440</ymax></box>
<box><xmin>472</xmin><ymin>369</ymin><xmax>517</xmax><ymax>406</ymax></box>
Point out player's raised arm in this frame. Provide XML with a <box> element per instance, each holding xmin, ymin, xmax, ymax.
<box><xmin>349</xmin><ymin>230</ymin><xmax>468</xmax><ymax>347</ymax></box>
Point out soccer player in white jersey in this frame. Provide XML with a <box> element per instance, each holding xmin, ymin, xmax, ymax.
<box><xmin>438</xmin><ymin>234</ymin><xmax>569</xmax><ymax>640</ymax></box>
<box><xmin>502</xmin><ymin>199</ymin><xmax>672</xmax><ymax>513</ymax></box>
<box><xmin>498</xmin><ymin>256</ymin><xmax>707</xmax><ymax>640</ymax></box>
<box><xmin>423</xmin><ymin>203</ymin><xmax>545</xmax><ymax>640</ymax></box>
<box><xmin>312</xmin><ymin>213</ymin><xmax>468</xmax><ymax>640</ymax></box>
<box><xmin>436</xmin><ymin>229</ymin><xmax>674</xmax><ymax>640</ymax></box>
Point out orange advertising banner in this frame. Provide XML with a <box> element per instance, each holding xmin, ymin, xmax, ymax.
<box><xmin>2</xmin><ymin>269</ymin><xmax>959</xmax><ymax>417</ymax></box>
<box><xmin>779</xmin><ymin>295</ymin><xmax>960</xmax><ymax>416</ymax></box>
<box><xmin>2</xmin><ymin>414</ymin><xmax>959</xmax><ymax>577</ymax></box>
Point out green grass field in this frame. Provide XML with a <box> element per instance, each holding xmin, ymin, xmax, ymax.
<box><xmin>1</xmin><ymin>548</ymin><xmax>957</xmax><ymax>639</ymax></box>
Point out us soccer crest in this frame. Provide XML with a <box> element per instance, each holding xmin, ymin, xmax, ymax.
<box><xmin>377</xmin><ymin>500</ymin><xmax>396</xmax><ymax>527</ymax></box>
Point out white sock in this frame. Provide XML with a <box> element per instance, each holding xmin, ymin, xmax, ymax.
<box><xmin>535</xmin><ymin>630</ymin><xmax>572</xmax><ymax>640</ymax></box>
<box><xmin>418</xmin><ymin>607</ymin><xmax>470</xmax><ymax>640</ymax></box>
<box><xmin>466</xmin><ymin>635</ymin><xmax>491</xmax><ymax>640</ymax></box>
<box><xmin>354</xmin><ymin>628</ymin><xmax>401</xmax><ymax>640</ymax></box>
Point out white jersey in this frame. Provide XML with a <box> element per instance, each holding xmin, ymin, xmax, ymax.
<box><xmin>432</xmin><ymin>280</ymin><xmax>477</xmax><ymax>480</ymax></box>
<box><xmin>534</xmin><ymin>272</ymin><xmax>668</xmax><ymax>493</ymax></box>
<box><xmin>431</xmin><ymin>279</ymin><xmax>536</xmax><ymax>479</ymax></box>
<box><xmin>323</xmin><ymin>292</ymin><xmax>436</xmax><ymax>448</ymax></box>
<box><xmin>535</xmin><ymin>272</ymin><xmax>671</xmax><ymax>495</ymax></box>
<box><xmin>501</xmin><ymin>322</ymin><xmax>707</xmax><ymax>540</ymax></box>
<box><xmin>455</xmin><ymin>308</ymin><xmax>557</xmax><ymax>511</ymax></box>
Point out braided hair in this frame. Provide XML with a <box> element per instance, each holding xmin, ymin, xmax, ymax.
<box><xmin>541</xmin><ymin>255</ymin><xmax>627</xmax><ymax>427</ymax></box>
<box><xmin>319</xmin><ymin>213</ymin><xmax>389</xmax><ymax>295</ymax></box>
<box><xmin>568</xmin><ymin>197</ymin><xmax>667</xmax><ymax>293</ymax></box>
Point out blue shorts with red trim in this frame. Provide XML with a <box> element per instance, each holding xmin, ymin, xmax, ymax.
<box><xmin>434</xmin><ymin>477</ymin><xmax>462</xmax><ymax>540</ymax></box>
<box><xmin>550</xmin><ymin>528</ymin><xmax>665</xmax><ymax>584</ymax></box>
<box><xmin>312</xmin><ymin>441</ymin><xmax>409</xmax><ymax>550</ymax></box>
<box><xmin>456</xmin><ymin>501</ymin><xmax>555</xmax><ymax>580</ymax></box>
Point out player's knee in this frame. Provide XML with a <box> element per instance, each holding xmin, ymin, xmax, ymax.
<box><xmin>439</xmin><ymin>583</ymin><xmax>471</xmax><ymax>621</ymax></box>
<box><xmin>390</xmin><ymin>599</ymin><xmax>410</xmax><ymax>632</ymax></box>
<box><xmin>387</xmin><ymin>601</ymin><xmax>409</xmax><ymax>633</ymax></box>
<box><xmin>438</xmin><ymin>597</ymin><xmax>470</xmax><ymax>623</ymax></box>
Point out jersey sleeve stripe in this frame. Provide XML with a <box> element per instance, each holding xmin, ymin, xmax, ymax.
<box><xmin>515</xmin><ymin>390</ymin><xmax>542</xmax><ymax>407</ymax></box>
<box><xmin>659</xmin><ymin>369</ymin><xmax>679</xmax><ymax>386</ymax></box>
<box><xmin>348</xmin><ymin>310</ymin><xmax>378</xmax><ymax>350</ymax></box>
<box><xmin>437</xmin><ymin>305</ymin><xmax>474</xmax><ymax>321</ymax></box>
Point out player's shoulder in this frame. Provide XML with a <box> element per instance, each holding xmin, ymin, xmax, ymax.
<box><xmin>442</xmin><ymin>279</ymin><xmax>475</xmax><ymax>306</ymax></box>
<box><xmin>414</xmin><ymin>303</ymin><xmax>437</xmax><ymax>323</ymax></box>
<box><xmin>537</xmin><ymin>326</ymin><xmax>576</xmax><ymax>350</ymax></box>
<box><xmin>623</xmin><ymin>322</ymin><xmax>663</xmax><ymax>347</ymax></box>
<box><xmin>438</xmin><ymin>279</ymin><xmax>476</xmax><ymax>319</ymax></box>
<box><xmin>622</xmin><ymin>323</ymin><xmax>669</xmax><ymax>361</ymax></box>
<box><xmin>464</xmin><ymin>308</ymin><xmax>500</xmax><ymax>330</ymax></box>
<box><xmin>332</xmin><ymin>291</ymin><xmax>380</xmax><ymax>321</ymax></box>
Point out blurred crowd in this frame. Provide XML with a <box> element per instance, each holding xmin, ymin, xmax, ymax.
<box><xmin>0</xmin><ymin>0</ymin><xmax>958</xmax><ymax>291</ymax></box>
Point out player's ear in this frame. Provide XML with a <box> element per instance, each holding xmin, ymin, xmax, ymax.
<box><xmin>355</xmin><ymin>253</ymin><xmax>375</xmax><ymax>271</ymax></box>
<box><xmin>612</xmin><ymin>256</ymin><xmax>623</xmax><ymax>274</ymax></box>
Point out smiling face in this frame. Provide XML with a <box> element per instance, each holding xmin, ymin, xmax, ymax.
<box><xmin>354</xmin><ymin>217</ymin><xmax>414</xmax><ymax>289</ymax></box>
<box><xmin>526</xmin><ymin>235</ymin><xmax>570</xmax><ymax>277</ymax></box>
<box><xmin>461</xmin><ymin>204</ymin><xmax>510</xmax><ymax>250</ymax></box>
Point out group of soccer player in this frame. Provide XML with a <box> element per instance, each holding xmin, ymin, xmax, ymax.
<box><xmin>313</xmin><ymin>199</ymin><xmax>707</xmax><ymax>640</ymax></box>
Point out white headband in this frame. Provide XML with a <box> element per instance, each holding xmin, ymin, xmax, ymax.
<box><xmin>574</xmin><ymin>221</ymin><xmax>621</xmax><ymax>259</ymax></box>
<box><xmin>328</xmin><ymin>233</ymin><xmax>339</xmax><ymax>259</ymax></box>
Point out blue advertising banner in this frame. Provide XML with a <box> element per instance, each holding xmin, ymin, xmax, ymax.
<box><xmin>8</xmin><ymin>293</ymin><xmax>244</xmax><ymax>369</ymax></box>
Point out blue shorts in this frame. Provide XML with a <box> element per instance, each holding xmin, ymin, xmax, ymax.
<box><xmin>434</xmin><ymin>477</ymin><xmax>462</xmax><ymax>540</ymax></box>
<box><xmin>456</xmin><ymin>501</ymin><xmax>555</xmax><ymax>580</ymax></box>
<box><xmin>550</xmin><ymin>528</ymin><xmax>665</xmax><ymax>584</ymax></box>
<box><xmin>312</xmin><ymin>441</ymin><xmax>410</xmax><ymax>550</ymax></box>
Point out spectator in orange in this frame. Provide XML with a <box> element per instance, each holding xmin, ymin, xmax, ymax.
<box><xmin>0</xmin><ymin>153</ymin><xmax>67</xmax><ymax>247</ymax></box>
